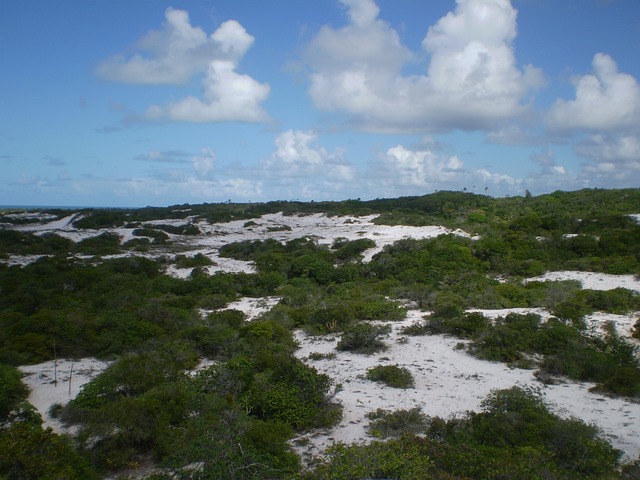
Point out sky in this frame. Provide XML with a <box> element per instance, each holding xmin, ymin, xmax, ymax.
<box><xmin>1</xmin><ymin>0</ymin><xmax>639</xmax><ymax>208</ymax></box>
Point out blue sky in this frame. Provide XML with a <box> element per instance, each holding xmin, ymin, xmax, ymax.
<box><xmin>1</xmin><ymin>0</ymin><xmax>639</xmax><ymax>207</ymax></box>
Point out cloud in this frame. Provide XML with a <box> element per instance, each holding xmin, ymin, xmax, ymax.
<box><xmin>548</xmin><ymin>53</ymin><xmax>640</xmax><ymax>132</ymax></box>
<box><xmin>384</xmin><ymin>145</ymin><xmax>464</xmax><ymax>186</ymax></box>
<box><xmin>576</xmin><ymin>134</ymin><xmax>640</xmax><ymax>180</ymax></box>
<box><xmin>96</xmin><ymin>9</ymin><xmax>251</xmax><ymax>84</ymax></box>
<box><xmin>144</xmin><ymin>59</ymin><xmax>270</xmax><ymax>123</ymax></box>
<box><xmin>546</xmin><ymin>54</ymin><xmax>640</xmax><ymax>186</ymax></box>
<box><xmin>120</xmin><ymin>172</ymin><xmax>262</xmax><ymax>202</ymax></box>
<box><xmin>378</xmin><ymin>143</ymin><xmax>520</xmax><ymax>196</ymax></box>
<box><xmin>530</xmin><ymin>147</ymin><xmax>556</xmax><ymax>168</ymax></box>
<box><xmin>134</xmin><ymin>150</ymin><xmax>191</xmax><ymax>163</ymax></box>
<box><xmin>265</xmin><ymin>130</ymin><xmax>355</xmax><ymax>182</ymax></box>
<box><xmin>303</xmin><ymin>0</ymin><xmax>544</xmax><ymax>132</ymax></box>
<box><xmin>192</xmin><ymin>148</ymin><xmax>216</xmax><ymax>177</ymax></box>
<box><xmin>97</xmin><ymin>9</ymin><xmax>269</xmax><ymax>123</ymax></box>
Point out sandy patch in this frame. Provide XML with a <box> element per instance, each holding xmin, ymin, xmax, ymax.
<box><xmin>224</xmin><ymin>296</ymin><xmax>281</xmax><ymax>321</ymax></box>
<box><xmin>192</xmin><ymin>212</ymin><xmax>470</xmax><ymax>264</ymax></box>
<box><xmin>19</xmin><ymin>358</ymin><xmax>110</xmax><ymax>433</ymax></box>
<box><xmin>527</xmin><ymin>271</ymin><xmax>640</xmax><ymax>293</ymax></box>
<box><xmin>293</xmin><ymin>308</ymin><xmax>640</xmax><ymax>463</ymax></box>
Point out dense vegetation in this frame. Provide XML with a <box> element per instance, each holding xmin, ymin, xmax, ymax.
<box><xmin>1</xmin><ymin>188</ymin><xmax>640</xmax><ymax>478</ymax></box>
<box><xmin>304</xmin><ymin>387</ymin><xmax>624</xmax><ymax>479</ymax></box>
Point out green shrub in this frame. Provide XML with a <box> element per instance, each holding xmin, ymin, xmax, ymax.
<box><xmin>426</xmin><ymin>311</ymin><xmax>490</xmax><ymax>338</ymax></box>
<box><xmin>0</xmin><ymin>363</ymin><xmax>29</xmax><ymax>420</ymax></box>
<box><xmin>175</xmin><ymin>253</ymin><xmax>214</xmax><ymax>268</ymax></box>
<box><xmin>242</xmin><ymin>357</ymin><xmax>339</xmax><ymax>429</ymax></box>
<box><xmin>400</xmin><ymin>320</ymin><xmax>431</xmax><ymax>336</ymax></box>
<box><xmin>366</xmin><ymin>407</ymin><xmax>426</xmax><ymax>437</ymax></box>
<box><xmin>633</xmin><ymin>317</ymin><xmax>640</xmax><ymax>340</ymax></box>
<box><xmin>74</xmin><ymin>232</ymin><xmax>122</xmax><ymax>255</ymax></box>
<box><xmin>365</xmin><ymin>364</ymin><xmax>415</xmax><ymax>389</ymax></box>
<box><xmin>301</xmin><ymin>436</ymin><xmax>434</xmax><ymax>480</ymax></box>
<box><xmin>332</xmin><ymin>237</ymin><xmax>376</xmax><ymax>262</ymax></box>
<box><xmin>0</xmin><ymin>420</ymin><xmax>98</xmax><ymax>479</ymax></box>
<box><xmin>336</xmin><ymin>323</ymin><xmax>391</xmax><ymax>354</ymax></box>
<box><xmin>131</xmin><ymin>227</ymin><xmax>169</xmax><ymax>243</ymax></box>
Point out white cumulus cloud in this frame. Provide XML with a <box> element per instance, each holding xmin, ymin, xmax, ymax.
<box><xmin>547</xmin><ymin>53</ymin><xmax>640</xmax><ymax>185</ymax></box>
<box><xmin>144</xmin><ymin>59</ymin><xmax>270</xmax><ymax>123</ymax></box>
<box><xmin>266</xmin><ymin>130</ymin><xmax>355</xmax><ymax>181</ymax></box>
<box><xmin>303</xmin><ymin>0</ymin><xmax>543</xmax><ymax>132</ymax></box>
<box><xmin>377</xmin><ymin>143</ymin><xmax>521</xmax><ymax>197</ymax></box>
<box><xmin>255</xmin><ymin>130</ymin><xmax>357</xmax><ymax>200</ymax></box>
<box><xmin>97</xmin><ymin>9</ymin><xmax>269</xmax><ymax>123</ymax></box>
<box><xmin>385</xmin><ymin>145</ymin><xmax>464</xmax><ymax>186</ymax></box>
<box><xmin>548</xmin><ymin>53</ymin><xmax>640</xmax><ymax>132</ymax></box>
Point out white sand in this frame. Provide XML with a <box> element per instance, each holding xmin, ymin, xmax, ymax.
<box><xmin>223</xmin><ymin>296</ymin><xmax>281</xmax><ymax>320</ymax></box>
<box><xmin>527</xmin><ymin>271</ymin><xmax>640</xmax><ymax>292</ymax></box>
<box><xmin>4</xmin><ymin>211</ymin><xmax>467</xmax><ymax>271</ymax></box>
<box><xmin>18</xmin><ymin>358</ymin><xmax>111</xmax><ymax>433</ymax></box>
<box><xmin>9</xmin><ymin>211</ymin><xmax>640</xmax><ymax>464</ymax></box>
<box><xmin>293</xmin><ymin>308</ymin><xmax>640</xmax><ymax>463</ymax></box>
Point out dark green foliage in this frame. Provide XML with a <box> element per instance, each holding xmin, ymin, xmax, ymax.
<box><xmin>3</xmin><ymin>189</ymin><xmax>640</xmax><ymax>477</ymax></box>
<box><xmin>0</xmin><ymin>230</ymin><xmax>73</xmax><ymax>256</ymax></box>
<box><xmin>131</xmin><ymin>227</ymin><xmax>169</xmax><ymax>243</ymax></box>
<box><xmin>305</xmin><ymin>386</ymin><xmax>623</xmax><ymax>479</ymax></box>
<box><xmin>336</xmin><ymin>322</ymin><xmax>391</xmax><ymax>354</ymax></box>
<box><xmin>0</xmin><ymin>256</ymin><xmax>202</xmax><ymax>363</ymax></box>
<box><xmin>242</xmin><ymin>356</ymin><xmax>339</xmax><ymax>429</ymax></box>
<box><xmin>416</xmin><ymin>387</ymin><xmax>622</xmax><ymax>479</ymax></box>
<box><xmin>174</xmin><ymin>252</ymin><xmax>214</xmax><ymax>268</ymax></box>
<box><xmin>366</xmin><ymin>407</ymin><xmax>427</xmax><ymax>437</ymax></box>
<box><xmin>72</xmin><ymin>210</ymin><xmax>127</xmax><ymax>229</ymax></box>
<box><xmin>0</xmin><ymin>415</ymin><xmax>98</xmax><ymax>479</ymax></box>
<box><xmin>61</xmin><ymin>327</ymin><xmax>336</xmax><ymax>476</ymax></box>
<box><xmin>69</xmin><ymin>339</ymin><xmax>198</xmax><ymax>411</ymax></box>
<box><xmin>332</xmin><ymin>237</ymin><xmax>376</xmax><ymax>262</ymax></box>
<box><xmin>633</xmin><ymin>317</ymin><xmax>640</xmax><ymax>340</ymax></box>
<box><xmin>365</xmin><ymin>364</ymin><xmax>415</xmax><ymax>388</ymax></box>
<box><xmin>74</xmin><ymin>232</ymin><xmax>122</xmax><ymax>255</ymax></box>
<box><xmin>426</xmin><ymin>311</ymin><xmax>491</xmax><ymax>338</ymax></box>
<box><xmin>472</xmin><ymin>387</ymin><xmax>621</xmax><ymax>476</ymax></box>
<box><xmin>471</xmin><ymin>313</ymin><xmax>542</xmax><ymax>364</ymax></box>
<box><xmin>145</xmin><ymin>222</ymin><xmax>201</xmax><ymax>236</ymax></box>
<box><xmin>0</xmin><ymin>363</ymin><xmax>29</xmax><ymax>420</ymax></box>
<box><xmin>301</xmin><ymin>436</ymin><xmax>435</xmax><ymax>480</ymax></box>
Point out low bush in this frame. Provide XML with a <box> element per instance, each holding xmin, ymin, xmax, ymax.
<box><xmin>365</xmin><ymin>364</ymin><xmax>415</xmax><ymax>389</ymax></box>
<box><xmin>336</xmin><ymin>323</ymin><xmax>391</xmax><ymax>354</ymax></box>
<box><xmin>175</xmin><ymin>253</ymin><xmax>214</xmax><ymax>268</ymax></box>
<box><xmin>0</xmin><ymin>363</ymin><xmax>29</xmax><ymax>420</ymax></box>
<box><xmin>366</xmin><ymin>407</ymin><xmax>426</xmax><ymax>437</ymax></box>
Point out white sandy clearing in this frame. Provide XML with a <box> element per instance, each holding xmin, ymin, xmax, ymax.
<box><xmin>16</xmin><ymin>213</ymin><xmax>83</xmax><ymax>233</ymax></box>
<box><xmin>4</xmin><ymin>211</ymin><xmax>469</xmax><ymax>272</ymax></box>
<box><xmin>223</xmin><ymin>296</ymin><xmax>281</xmax><ymax>321</ymax></box>
<box><xmin>586</xmin><ymin>312</ymin><xmax>640</xmax><ymax>341</ymax></box>
<box><xmin>18</xmin><ymin>358</ymin><xmax>111</xmax><ymax>433</ymax></box>
<box><xmin>293</xmin><ymin>308</ymin><xmax>640</xmax><ymax>463</ymax></box>
<box><xmin>192</xmin><ymin>212</ymin><xmax>469</xmax><ymax>264</ymax></box>
<box><xmin>527</xmin><ymin>271</ymin><xmax>640</xmax><ymax>293</ymax></box>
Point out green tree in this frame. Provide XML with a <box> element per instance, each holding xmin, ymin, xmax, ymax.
<box><xmin>0</xmin><ymin>363</ymin><xmax>29</xmax><ymax>420</ymax></box>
